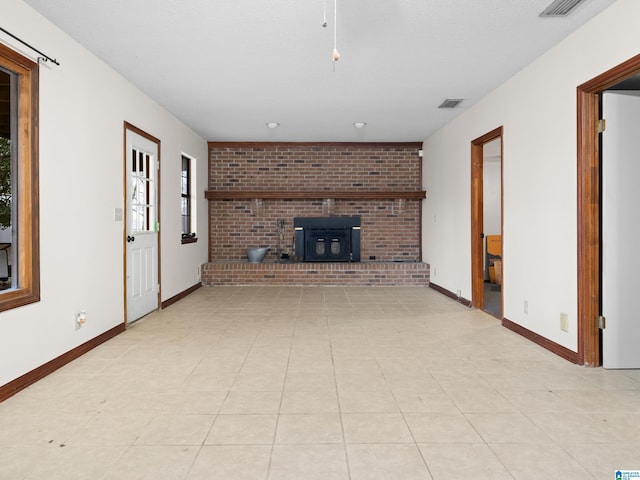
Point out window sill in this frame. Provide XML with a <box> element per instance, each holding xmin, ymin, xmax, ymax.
<box><xmin>181</xmin><ymin>237</ymin><xmax>198</xmax><ymax>245</ymax></box>
<box><xmin>0</xmin><ymin>288</ymin><xmax>40</xmax><ymax>313</ymax></box>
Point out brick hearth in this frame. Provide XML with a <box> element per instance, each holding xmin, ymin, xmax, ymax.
<box><xmin>201</xmin><ymin>261</ymin><xmax>430</xmax><ymax>287</ymax></box>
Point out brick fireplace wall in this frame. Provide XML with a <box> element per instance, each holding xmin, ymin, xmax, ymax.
<box><xmin>207</xmin><ymin>143</ymin><xmax>425</xmax><ymax>264</ymax></box>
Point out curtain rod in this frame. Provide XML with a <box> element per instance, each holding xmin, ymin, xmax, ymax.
<box><xmin>0</xmin><ymin>26</ymin><xmax>60</xmax><ymax>66</ymax></box>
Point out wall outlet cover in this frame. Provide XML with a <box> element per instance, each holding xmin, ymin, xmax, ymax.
<box><xmin>560</xmin><ymin>312</ymin><xmax>569</xmax><ymax>332</ymax></box>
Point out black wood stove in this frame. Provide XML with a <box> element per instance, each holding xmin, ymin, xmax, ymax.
<box><xmin>294</xmin><ymin>216</ymin><xmax>361</xmax><ymax>262</ymax></box>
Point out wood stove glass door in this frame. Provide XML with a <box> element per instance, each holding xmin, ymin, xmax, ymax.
<box><xmin>305</xmin><ymin>229</ymin><xmax>350</xmax><ymax>261</ymax></box>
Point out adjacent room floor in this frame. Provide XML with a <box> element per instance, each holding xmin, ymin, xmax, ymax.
<box><xmin>483</xmin><ymin>281</ymin><xmax>502</xmax><ymax>319</ymax></box>
<box><xmin>1</xmin><ymin>286</ymin><xmax>639</xmax><ymax>479</ymax></box>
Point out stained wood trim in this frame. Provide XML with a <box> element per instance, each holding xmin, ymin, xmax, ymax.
<box><xmin>161</xmin><ymin>282</ymin><xmax>201</xmax><ymax>309</ymax></box>
<box><xmin>0</xmin><ymin>43</ymin><xmax>40</xmax><ymax>312</ymax></box>
<box><xmin>470</xmin><ymin>127</ymin><xmax>503</xmax><ymax>311</ymax></box>
<box><xmin>471</xmin><ymin>127</ymin><xmax>504</xmax><ymax>146</ymax></box>
<box><xmin>579</xmin><ymin>53</ymin><xmax>640</xmax><ymax>91</ymax></box>
<box><xmin>207</xmin><ymin>138</ymin><xmax>213</xmax><ymax>264</ymax></box>
<box><xmin>419</xmin><ymin>149</ymin><xmax>424</xmax><ymax>260</ymax></box>
<box><xmin>503</xmin><ymin>317</ymin><xmax>578</xmax><ymax>364</ymax></box>
<box><xmin>576</xmin><ymin>88</ymin><xmax>600</xmax><ymax>366</ymax></box>
<box><xmin>0</xmin><ymin>324</ymin><xmax>125</xmax><ymax>403</ymax></box>
<box><xmin>123</xmin><ymin>121</ymin><xmax>161</xmax><ymax>145</ymax></box>
<box><xmin>470</xmin><ymin>141</ymin><xmax>484</xmax><ymax>309</ymax></box>
<box><xmin>576</xmin><ymin>52</ymin><xmax>640</xmax><ymax>366</ymax></box>
<box><xmin>208</xmin><ymin>141</ymin><xmax>423</xmax><ymax>149</ymax></box>
<box><xmin>429</xmin><ymin>282</ymin><xmax>472</xmax><ymax>307</ymax></box>
<box><xmin>205</xmin><ymin>190</ymin><xmax>426</xmax><ymax>200</ymax></box>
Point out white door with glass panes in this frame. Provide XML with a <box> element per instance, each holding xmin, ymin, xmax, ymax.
<box><xmin>125</xmin><ymin>128</ymin><xmax>159</xmax><ymax>323</ymax></box>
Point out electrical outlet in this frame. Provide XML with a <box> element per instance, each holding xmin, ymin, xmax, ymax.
<box><xmin>524</xmin><ymin>300</ymin><xmax>528</xmax><ymax>314</ymax></box>
<box><xmin>75</xmin><ymin>311</ymin><xmax>86</xmax><ymax>330</ymax></box>
<box><xmin>560</xmin><ymin>312</ymin><xmax>569</xmax><ymax>332</ymax></box>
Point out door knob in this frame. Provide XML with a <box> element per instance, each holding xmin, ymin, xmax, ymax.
<box><xmin>127</xmin><ymin>235</ymin><xmax>135</xmax><ymax>242</ymax></box>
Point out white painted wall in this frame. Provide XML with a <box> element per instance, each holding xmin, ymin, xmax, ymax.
<box><xmin>0</xmin><ymin>0</ymin><xmax>208</xmax><ymax>386</ymax></box>
<box><xmin>422</xmin><ymin>0</ymin><xmax>640</xmax><ymax>352</ymax></box>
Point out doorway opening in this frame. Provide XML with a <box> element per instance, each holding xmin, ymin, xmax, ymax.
<box><xmin>577</xmin><ymin>53</ymin><xmax>640</xmax><ymax>366</ymax></box>
<box><xmin>471</xmin><ymin>127</ymin><xmax>503</xmax><ymax>318</ymax></box>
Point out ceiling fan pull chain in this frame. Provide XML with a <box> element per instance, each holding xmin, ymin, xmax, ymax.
<box><xmin>322</xmin><ymin>0</ymin><xmax>327</xmax><ymax>27</ymax></box>
<box><xmin>333</xmin><ymin>0</ymin><xmax>340</xmax><ymax>70</ymax></box>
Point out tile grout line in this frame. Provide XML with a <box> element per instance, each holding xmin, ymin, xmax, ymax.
<box><xmin>382</xmin><ymin>348</ymin><xmax>437</xmax><ymax>479</ymax></box>
<box><xmin>330</xmin><ymin>287</ymin><xmax>353</xmax><ymax>480</ymax></box>
<box><xmin>262</xmin><ymin>286</ymin><xmax>299</xmax><ymax>480</ymax></box>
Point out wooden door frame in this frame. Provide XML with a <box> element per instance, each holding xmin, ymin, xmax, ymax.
<box><xmin>123</xmin><ymin>121</ymin><xmax>162</xmax><ymax>325</ymax></box>
<box><xmin>471</xmin><ymin>126</ymin><xmax>503</xmax><ymax>312</ymax></box>
<box><xmin>577</xmin><ymin>53</ymin><xmax>640</xmax><ymax>366</ymax></box>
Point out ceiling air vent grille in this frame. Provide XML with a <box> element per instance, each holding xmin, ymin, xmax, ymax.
<box><xmin>539</xmin><ymin>0</ymin><xmax>586</xmax><ymax>17</ymax></box>
<box><xmin>438</xmin><ymin>99</ymin><xmax>463</xmax><ymax>109</ymax></box>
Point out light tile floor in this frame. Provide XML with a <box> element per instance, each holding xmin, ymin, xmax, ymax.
<box><xmin>1</xmin><ymin>286</ymin><xmax>639</xmax><ymax>479</ymax></box>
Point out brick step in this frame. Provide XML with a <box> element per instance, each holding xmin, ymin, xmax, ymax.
<box><xmin>201</xmin><ymin>261</ymin><xmax>430</xmax><ymax>286</ymax></box>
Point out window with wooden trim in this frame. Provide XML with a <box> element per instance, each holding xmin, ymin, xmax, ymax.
<box><xmin>180</xmin><ymin>154</ymin><xmax>196</xmax><ymax>244</ymax></box>
<box><xmin>0</xmin><ymin>43</ymin><xmax>40</xmax><ymax>311</ymax></box>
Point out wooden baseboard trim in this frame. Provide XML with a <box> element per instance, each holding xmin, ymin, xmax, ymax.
<box><xmin>161</xmin><ymin>282</ymin><xmax>202</xmax><ymax>309</ymax></box>
<box><xmin>502</xmin><ymin>317</ymin><xmax>578</xmax><ymax>364</ymax></box>
<box><xmin>429</xmin><ymin>282</ymin><xmax>472</xmax><ymax>307</ymax></box>
<box><xmin>0</xmin><ymin>323</ymin><xmax>125</xmax><ymax>403</ymax></box>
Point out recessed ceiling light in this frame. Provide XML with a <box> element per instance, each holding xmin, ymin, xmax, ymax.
<box><xmin>266</xmin><ymin>122</ymin><xmax>280</xmax><ymax>129</ymax></box>
<box><xmin>353</xmin><ymin>122</ymin><xmax>367</xmax><ymax>128</ymax></box>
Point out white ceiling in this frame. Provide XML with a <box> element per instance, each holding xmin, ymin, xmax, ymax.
<box><xmin>24</xmin><ymin>0</ymin><xmax>617</xmax><ymax>142</ymax></box>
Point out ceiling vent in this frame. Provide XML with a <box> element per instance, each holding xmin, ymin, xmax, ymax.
<box><xmin>438</xmin><ymin>99</ymin><xmax>463</xmax><ymax>109</ymax></box>
<box><xmin>539</xmin><ymin>0</ymin><xmax>586</xmax><ymax>17</ymax></box>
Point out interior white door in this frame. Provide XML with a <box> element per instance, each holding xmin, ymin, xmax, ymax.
<box><xmin>125</xmin><ymin>129</ymin><xmax>159</xmax><ymax>323</ymax></box>
<box><xmin>602</xmin><ymin>91</ymin><xmax>640</xmax><ymax>368</ymax></box>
